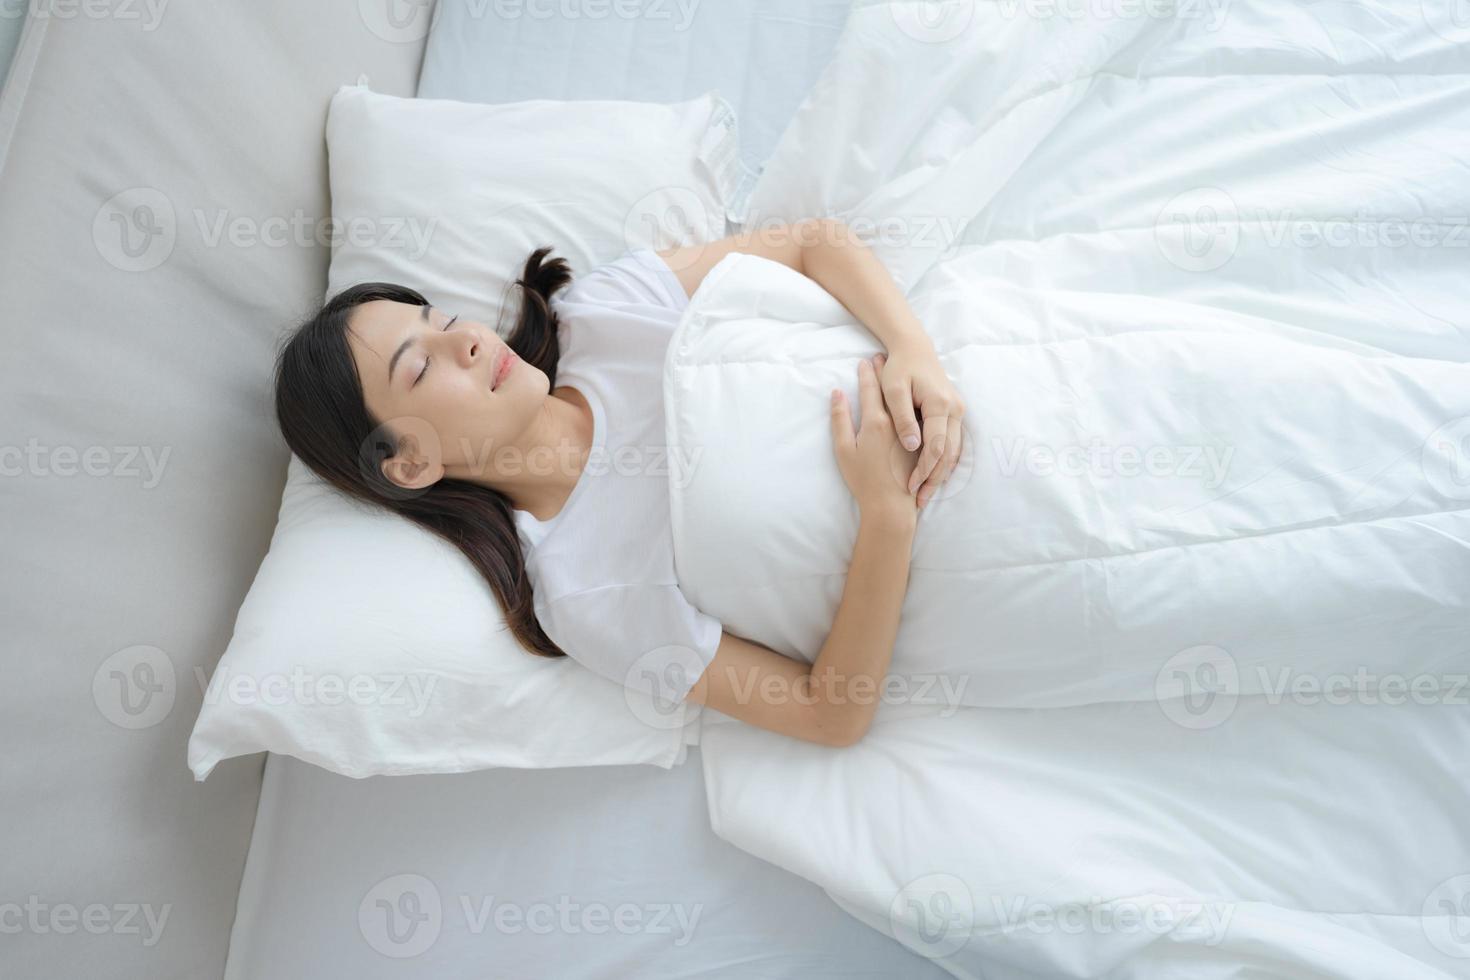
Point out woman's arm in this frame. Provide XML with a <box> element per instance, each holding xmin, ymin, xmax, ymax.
<box><xmin>683</xmin><ymin>353</ymin><xmax>919</xmax><ymax>747</ymax></box>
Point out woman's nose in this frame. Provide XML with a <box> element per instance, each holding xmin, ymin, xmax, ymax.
<box><xmin>457</xmin><ymin>330</ymin><xmax>479</xmax><ymax>367</ymax></box>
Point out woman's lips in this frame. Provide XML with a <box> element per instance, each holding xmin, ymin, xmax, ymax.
<box><xmin>492</xmin><ymin>350</ymin><xmax>517</xmax><ymax>390</ymax></box>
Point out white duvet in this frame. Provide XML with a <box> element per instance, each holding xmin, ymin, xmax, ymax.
<box><xmin>665</xmin><ymin>3</ymin><xmax>1470</xmax><ymax>977</ymax></box>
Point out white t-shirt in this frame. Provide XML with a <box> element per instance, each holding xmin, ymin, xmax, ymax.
<box><xmin>514</xmin><ymin>248</ymin><xmax>722</xmax><ymax>704</ymax></box>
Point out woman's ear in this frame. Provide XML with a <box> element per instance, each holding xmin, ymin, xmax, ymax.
<box><xmin>380</xmin><ymin>430</ymin><xmax>445</xmax><ymax>491</ymax></box>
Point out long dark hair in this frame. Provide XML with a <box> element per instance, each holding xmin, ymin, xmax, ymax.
<box><xmin>273</xmin><ymin>247</ymin><xmax>573</xmax><ymax>659</ymax></box>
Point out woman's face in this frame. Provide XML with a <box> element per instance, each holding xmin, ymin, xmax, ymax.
<box><xmin>346</xmin><ymin>300</ymin><xmax>548</xmax><ymax>490</ymax></box>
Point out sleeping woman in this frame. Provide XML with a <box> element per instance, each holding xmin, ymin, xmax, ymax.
<box><xmin>273</xmin><ymin>219</ymin><xmax>965</xmax><ymax>747</ymax></box>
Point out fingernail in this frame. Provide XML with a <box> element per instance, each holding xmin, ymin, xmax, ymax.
<box><xmin>903</xmin><ymin>435</ymin><xmax>919</xmax><ymax>451</ymax></box>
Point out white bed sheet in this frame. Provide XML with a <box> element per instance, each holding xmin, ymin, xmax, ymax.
<box><xmin>224</xmin><ymin>750</ymin><xmax>951</xmax><ymax>979</ymax></box>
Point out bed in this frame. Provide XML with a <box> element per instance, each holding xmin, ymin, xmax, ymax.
<box><xmin>215</xmin><ymin>3</ymin><xmax>943</xmax><ymax>978</ymax></box>
<box><xmin>5</xmin><ymin>1</ymin><xmax>1466</xmax><ymax>978</ymax></box>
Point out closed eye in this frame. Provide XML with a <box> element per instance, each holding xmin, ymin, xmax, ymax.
<box><xmin>414</xmin><ymin>314</ymin><xmax>459</xmax><ymax>386</ymax></box>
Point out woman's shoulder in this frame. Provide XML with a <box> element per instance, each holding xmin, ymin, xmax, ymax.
<box><xmin>558</xmin><ymin>248</ymin><xmax>688</xmax><ymax>314</ymax></box>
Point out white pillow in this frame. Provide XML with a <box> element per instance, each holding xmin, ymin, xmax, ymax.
<box><xmin>188</xmin><ymin>85</ymin><xmax>741</xmax><ymax>779</ymax></box>
<box><xmin>323</xmin><ymin>83</ymin><xmax>743</xmax><ymax>328</ymax></box>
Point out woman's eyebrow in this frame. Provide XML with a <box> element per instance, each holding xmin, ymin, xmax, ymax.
<box><xmin>388</xmin><ymin>305</ymin><xmax>433</xmax><ymax>384</ymax></box>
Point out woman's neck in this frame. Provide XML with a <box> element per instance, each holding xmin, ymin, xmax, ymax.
<box><xmin>495</xmin><ymin>386</ymin><xmax>594</xmax><ymax>521</ymax></box>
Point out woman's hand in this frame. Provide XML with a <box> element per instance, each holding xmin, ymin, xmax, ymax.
<box><xmin>831</xmin><ymin>353</ymin><xmax>921</xmax><ymax>523</ymax></box>
<box><xmin>877</xmin><ymin>341</ymin><xmax>965</xmax><ymax>508</ymax></box>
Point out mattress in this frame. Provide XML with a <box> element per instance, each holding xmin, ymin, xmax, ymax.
<box><xmin>223</xmin><ymin>751</ymin><xmax>952</xmax><ymax>979</ymax></box>
<box><xmin>415</xmin><ymin>0</ymin><xmax>854</xmax><ymax>219</ymax></box>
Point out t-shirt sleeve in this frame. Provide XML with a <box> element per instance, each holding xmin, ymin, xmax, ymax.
<box><xmin>535</xmin><ymin>584</ymin><xmax>722</xmax><ymax>704</ymax></box>
<box><xmin>562</xmin><ymin>248</ymin><xmax>691</xmax><ymax>314</ymax></box>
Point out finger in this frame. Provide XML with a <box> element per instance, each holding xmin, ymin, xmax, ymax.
<box><xmin>856</xmin><ymin>357</ymin><xmax>883</xmax><ymax>421</ymax></box>
<box><xmin>882</xmin><ymin>371</ymin><xmax>922</xmax><ymax>453</ymax></box>
<box><xmin>919</xmin><ymin>416</ymin><xmax>964</xmax><ymax>508</ymax></box>
<box><xmin>944</xmin><ymin>415</ymin><xmax>963</xmax><ymax>482</ymax></box>
<box><xmin>829</xmin><ymin>388</ymin><xmax>855</xmax><ymax>453</ymax></box>
<box><xmin>907</xmin><ymin>411</ymin><xmax>948</xmax><ymax>494</ymax></box>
